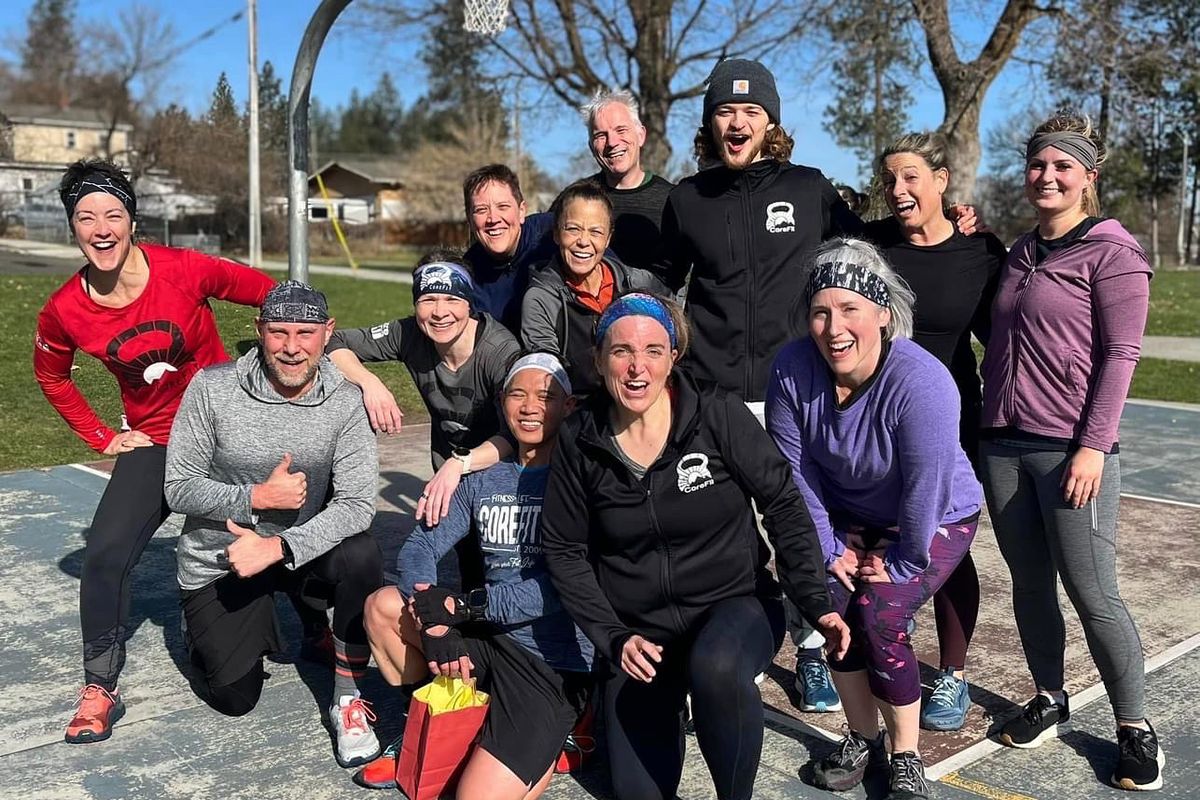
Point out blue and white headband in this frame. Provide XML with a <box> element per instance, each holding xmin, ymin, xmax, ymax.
<box><xmin>503</xmin><ymin>353</ymin><xmax>573</xmax><ymax>396</ymax></box>
<box><xmin>594</xmin><ymin>293</ymin><xmax>677</xmax><ymax>349</ymax></box>
<box><xmin>63</xmin><ymin>171</ymin><xmax>137</xmax><ymax>220</ymax></box>
<box><xmin>805</xmin><ymin>261</ymin><xmax>891</xmax><ymax>308</ymax></box>
<box><xmin>412</xmin><ymin>261</ymin><xmax>477</xmax><ymax>307</ymax></box>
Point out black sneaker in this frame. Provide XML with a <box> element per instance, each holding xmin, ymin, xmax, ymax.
<box><xmin>886</xmin><ymin>751</ymin><xmax>929</xmax><ymax>800</ymax></box>
<box><xmin>1112</xmin><ymin>722</ymin><xmax>1165</xmax><ymax>791</ymax></box>
<box><xmin>812</xmin><ymin>729</ymin><xmax>886</xmax><ymax>791</ymax></box>
<box><xmin>1000</xmin><ymin>693</ymin><xmax>1070</xmax><ymax>749</ymax></box>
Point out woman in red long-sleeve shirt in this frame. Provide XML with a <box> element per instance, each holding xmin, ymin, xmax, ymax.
<box><xmin>33</xmin><ymin>158</ymin><xmax>274</xmax><ymax>744</ymax></box>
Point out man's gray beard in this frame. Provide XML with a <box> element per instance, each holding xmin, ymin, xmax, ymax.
<box><xmin>263</xmin><ymin>352</ymin><xmax>319</xmax><ymax>391</ymax></box>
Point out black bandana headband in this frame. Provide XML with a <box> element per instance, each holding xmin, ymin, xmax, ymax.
<box><xmin>1025</xmin><ymin>131</ymin><xmax>1098</xmax><ymax>171</ymax></box>
<box><xmin>260</xmin><ymin>280</ymin><xmax>330</xmax><ymax>323</ymax></box>
<box><xmin>805</xmin><ymin>260</ymin><xmax>891</xmax><ymax>308</ymax></box>
<box><xmin>63</xmin><ymin>171</ymin><xmax>137</xmax><ymax>220</ymax></box>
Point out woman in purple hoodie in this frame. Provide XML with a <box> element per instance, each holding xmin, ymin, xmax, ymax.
<box><xmin>979</xmin><ymin>112</ymin><xmax>1162</xmax><ymax>792</ymax></box>
<box><xmin>767</xmin><ymin>237</ymin><xmax>982</xmax><ymax>800</ymax></box>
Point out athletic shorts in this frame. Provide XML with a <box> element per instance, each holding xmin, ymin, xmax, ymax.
<box><xmin>460</xmin><ymin>627</ymin><xmax>594</xmax><ymax>787</ymax></box>
<box><xmin>181</xmin><ymin>569</ymin><xmax>284</xmax><ymax>688</ymax></box>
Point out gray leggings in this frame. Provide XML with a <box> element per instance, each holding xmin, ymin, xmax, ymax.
<box><xmin>979</xmin><ymin>441</ymin><xmax>1145</xmax><ymax>721</ymax></box>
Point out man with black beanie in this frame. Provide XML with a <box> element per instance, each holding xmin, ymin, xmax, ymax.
<box><xmin>659</xmin><ymin>58</ymin><xmax>864</xmax><ymax>404</ymax></box>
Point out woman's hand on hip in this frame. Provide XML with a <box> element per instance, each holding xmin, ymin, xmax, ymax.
<box><xmin>828</xmin><ymin>549</ymin><xmax>860</xmax><ymax>592</ymax></box>
<box><xmin>857</xmin><ymin>553</ymin><xmax>893</xmax><ymax>584</ymax></box>
<box><xmin>1062</xmin><ymin>446</ymin><xmax>1105</xmax><ymax>509</ymax></box>
<box><xmin>103</xmin><ymin>429</ymin><xmax>153</xmax><ymax>456</ymax></box>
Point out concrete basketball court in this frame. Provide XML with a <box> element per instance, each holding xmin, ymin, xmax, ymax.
<box><xmin>1</xmin><ymin>399</ymin><xmax>1198</xmax><ymax>799</ymax></box>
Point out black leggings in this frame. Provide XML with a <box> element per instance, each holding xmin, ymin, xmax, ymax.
<box><xmin>603</xmin><ymin>595</ymin><xmax>785</xmax><ymax>800</ymax></box>
<box><xmin>82</xmin><ymin>445</ymin><xmax>171</xmax><ymax>691</ymax></box>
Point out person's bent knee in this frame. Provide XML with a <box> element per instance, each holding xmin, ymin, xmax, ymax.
<box><xmin>365</xmin><ymin>586</ymin><xmax>403</xmax><ymax>634</ymax></box>
<box><xmin>335</xmin><ymin>534</ymin><xmax>384</xmax><ymax>591</ymax></box>
<box><xmin>194</xmin><ymin>666</ymin><xmax>264</xmax><ymax>717</ymax></box>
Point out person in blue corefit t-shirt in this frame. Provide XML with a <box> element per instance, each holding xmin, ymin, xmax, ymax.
<box><xmin>356</xmin><ymin>354</ymin><xmax>594</xmax><ymax>799</ymax></box>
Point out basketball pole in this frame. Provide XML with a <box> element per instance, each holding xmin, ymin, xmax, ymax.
<box><xmin>287</xmin><ymin>0</ymin><xmax>353</xmax><ymax>283</ymax></box>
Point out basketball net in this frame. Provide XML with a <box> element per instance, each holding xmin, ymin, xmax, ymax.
<box><xmin>463</xmin><ymin>0</ymin><xmax>510</xmax><ymax>35</ymax></box>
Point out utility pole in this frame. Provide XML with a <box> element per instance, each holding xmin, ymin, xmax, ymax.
<box><xmin>247</xmin><ymin>0</ymin><xmax>262</xmax><ymax>268</ymax></box>
<box><xmin>1177</xmin><ymin>130</ymin><xmax>1189</xmax><ymax>266</ymax></box>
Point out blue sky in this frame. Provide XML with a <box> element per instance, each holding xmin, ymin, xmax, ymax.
<box><xmin>0</xmin><ymin>0</ymin><xmax>1048</xmax><ymax>189</ymax></box>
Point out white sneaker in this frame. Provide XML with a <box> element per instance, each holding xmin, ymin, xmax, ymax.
<box><xmin>331</xmin><ymin>691</ymin><xmax>381</xmax><ymax>768</ymax></box>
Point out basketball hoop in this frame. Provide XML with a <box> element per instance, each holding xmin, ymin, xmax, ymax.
<box><xmin>463</xmin><ymin>0</ymin><xmax>509</xmax><ymax>35</ymax></box>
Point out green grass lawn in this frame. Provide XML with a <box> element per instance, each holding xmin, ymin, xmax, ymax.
<box><xmin>1146</xmin><ymin>270</ymin><xmax>1199</xmax><ymax>337</ymax></box>
<box><xmin>3</xmin><ymin>268</ymin><xmax>1197</xmax><ymax>472</ymax></box>
<box><xmin>1</xmin><ymin>273</ymin><xmax>424</xmax><ymax>472</ymax></box>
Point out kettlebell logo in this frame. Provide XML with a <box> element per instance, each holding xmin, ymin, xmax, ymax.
<box><xmin>765</xmin><ymin>201</ymin><xmax>795</xmax><ymax>234</ymax></box>
<box><xmin>677</xmin><ymin>452</ymin><xmax>715</xmax><ymax>494</ymax></box>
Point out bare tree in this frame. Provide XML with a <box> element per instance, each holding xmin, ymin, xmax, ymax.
<box><xmin>364</xmin><ymin>0</ymin><xmax>830</xmax><ymax>172</ymax></box>
<box><xmin>84</xmin><ymin>3</ymin><xmax>180</xmax><ymax>163</ymax></box>
<box><xmin>910</xmin><ymin>0</ymin><xmax>1048</xmax><ymax>201</ymax></box>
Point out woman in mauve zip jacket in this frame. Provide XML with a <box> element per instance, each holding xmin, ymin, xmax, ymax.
<box><xmin>979</xmin><ymin>111</ymin><xmax>1163</xmax><ymax>792</ymax></box>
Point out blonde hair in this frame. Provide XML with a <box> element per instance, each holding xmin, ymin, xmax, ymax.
<box><xmin>878</xmin><ymin>131</ymin><xmax>950</xmax><ymax>175</ymax></box>
<box><xmin>1027</xmin><ymin>111</ymin><xmax>1107</xmax><ymax>217</ymax></box>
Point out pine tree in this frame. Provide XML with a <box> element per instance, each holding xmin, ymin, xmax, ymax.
<box><xmin>15</xmin><ymin>0</ymin><xmax>78</xmax><ymax>106</ymax></box>
<box><xmin>822</xmin><ymin>0</ymin><xmax>915</xmax><ymax>182</ymax></box>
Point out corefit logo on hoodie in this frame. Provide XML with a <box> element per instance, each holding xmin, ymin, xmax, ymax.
<box><xmin>766</xmin><ymin>201</ymin><xmax>795</xmax><ymax>233</ymax></box>
<box><xmin>677</xmin><ymin>453</ymin><xmax>715</xmax><ymax>494</ymax></box>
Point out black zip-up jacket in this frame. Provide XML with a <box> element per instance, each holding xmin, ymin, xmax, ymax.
<box><xmin>660</xmin><ymin>159</ymin><xmax>863</xmax><ymax>401</ymax></box>
<box><xmin>540</xmin><ymin>371</ymin><xmax>833</xmax><ymax>662</ymax></box>
<box><xmin>520</xmin><ymin>254</ymin><xmax>665</xmax><ymax>397</ymax></box>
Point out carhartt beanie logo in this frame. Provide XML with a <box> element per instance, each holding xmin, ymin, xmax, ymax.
<box><xmin>703</xmin><ymin>59</ymin><xmax>781</xmax><ymax>124</ymax></box>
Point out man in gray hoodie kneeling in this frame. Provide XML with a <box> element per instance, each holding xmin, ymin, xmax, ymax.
<box><xmin>165</xmin><ymin>280</ymin><xmax>383</xmax><ymax>770</ymax></box>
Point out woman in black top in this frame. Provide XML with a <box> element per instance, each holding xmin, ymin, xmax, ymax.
<box><xmin>864</xmin><ymin>131</ymin><xmax>1007</xmax><ymax>733</ymax></box>
<box><xmin>540</xmin><ymin>292</ymin><xmax>848</xmax><ymax>800</ymax></box>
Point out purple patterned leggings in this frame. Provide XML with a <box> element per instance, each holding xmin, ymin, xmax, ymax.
<box><xmin>827</xmin><ymin>519</ymin><xmax>977</xmax><ymax>706</ymax></box>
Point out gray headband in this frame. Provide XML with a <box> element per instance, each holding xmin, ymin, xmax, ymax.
<box><xmin>805</xmin><ymin>261</ymin><xmax>891</xmax><ymax>308</ymax></box>
<box><xmin>1025</xmin><ymin>131</ymin><xmax>1098</xmax><ymax>171</ymax></box>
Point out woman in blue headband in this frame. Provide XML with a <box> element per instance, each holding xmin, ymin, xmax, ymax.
<box><xmin>541</xmin><ymin>291</ymin><xmax>848</xmax><ymax>800</ymax></box>
<box><xmin>765</xmin><ymin>237</ymin><xmax>982</xmax><ymax>799</ymax></box>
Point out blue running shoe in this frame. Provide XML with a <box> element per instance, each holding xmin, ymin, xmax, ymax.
<box><xmin>795</xmin><ymin>659</ymin><xmax>842</xmax><ymax>712</ymax></box>
<box><xmin>920</xmin><ymin>669</ymin><xmax>970</xmax><ymax>731</ymax></box>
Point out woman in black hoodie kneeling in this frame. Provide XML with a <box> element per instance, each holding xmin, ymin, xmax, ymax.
<box><xmin>540</xmin><ymin>291</ymin><xmax>849</xmax><ymax>800</ymax></box>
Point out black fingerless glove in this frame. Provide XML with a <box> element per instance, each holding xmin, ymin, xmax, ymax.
<box><xmin>413</xmin><ymin>586</ymin><xmax>472</xmax><ymax>628</ymax></box>
<box><xmin>420</xmin><ymin>626</ymin><xmax>469</xmax><ymax>666</ymax></box>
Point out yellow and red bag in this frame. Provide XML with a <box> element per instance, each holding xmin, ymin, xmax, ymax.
<box><xmin>395</xmin><ymin>676</ymin><xmax>490</xmax><ymax>800</ymax></box>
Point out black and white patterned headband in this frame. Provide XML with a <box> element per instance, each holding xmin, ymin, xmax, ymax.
<box><xmin>63</xmin><ymin>171</ymin><xmax>137</xmax><ymax>220</ymax></box>
<box><xmin>805</xmin><ymin>260</ymin><xmax>891</xmax><ymax>308</ymax></box>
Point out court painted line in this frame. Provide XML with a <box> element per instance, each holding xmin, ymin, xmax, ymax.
<box><xmin>1125</xmin><ymin>398</ymin><xmax>1200</xmax><ymax>412</ymax></box>
<box><xmin>939</xmin><ymin>773</ymin><xmax>1039</xmax><ymax>800</ymax></box>
<box><xmin>927</xmin><ymin>630</ymin><xmax>1200</xmax><ymax>781</ymax></box>
<box><xmin>763</xmin><ymin>706</ymin><xmax>841</xmax><ymax>743</ymax></box>
<box><xmin>1121</xmin><ymin>492</ymin><xmax>1200</xmax><ymax>510</ymax></box>
<box><xmin>68</xmin><ymin>462</ymin><xmax>112</xmax><ymax>480</ymax></box>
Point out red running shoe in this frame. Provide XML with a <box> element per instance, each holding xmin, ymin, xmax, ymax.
<box><xmin>65</xmin><ymin>685</ymin><xmax>125</xmax><ymax>743</ymax></box>
<box><xmin>351</xmin><ymin>733</ymin><xmax>403</xmax><ymax>789</ymax></box>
